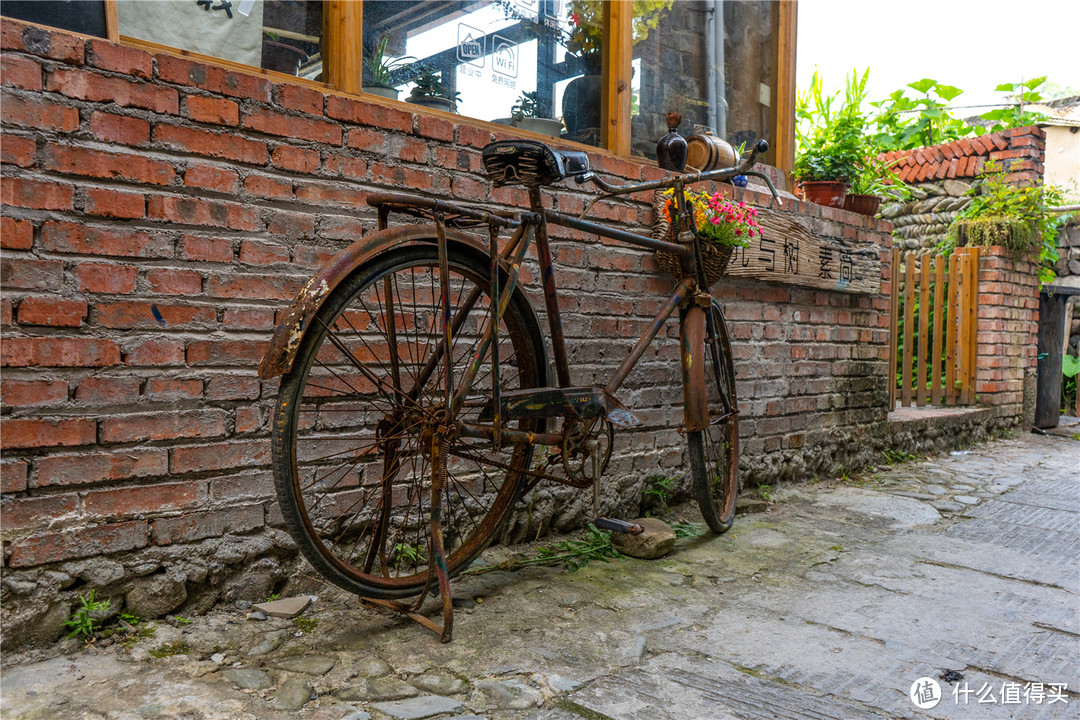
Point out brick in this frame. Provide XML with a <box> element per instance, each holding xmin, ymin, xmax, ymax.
<box><xmin>36</xmin><ymin>449</ymin><xmax>168</xmax><ymax>488</ymax></box>
<box><xmin>84</xmin><ymin>480</ymin><xmax>205</xmax><ymax>517</ymax></box>
<box><xmin>97</xmin><ymin>301</ymin><xmax>214</xmax><ymax>329</ymax></box>
<box><xmin>122</xmin><ymin>339</ymin><xmax>185</xmax><ymax>366</ymax></box>
<box><xmin>47</xmin><ymin>67</ymin><xmax>179</xmax><ymax>113</ymax></box>
<box><xmin>417</xmin><ymin>114</ymin><xmax>454</xmax><ymax>142</ymax></box>
<box><xmin>239</xmin><ymin>239</ymin><xmax>289</xmax><ymax>265</ymax></box>
<box><xmin>1</xmin><ymin>135</ymin><xmax>35</xmax><ymax>166</ymax></box>
<box><xmin>293</xmin><ymin>244</ymin><xmax>336</xmax><ymax>269</ymax></box>
<box><xmin>100</xmin><ymin>409</ymin><xmax>225</xmax><ymax>444</ymax></box>
<box><xmin>268</xmin><ymin>210</ymin><xmax>316</xmax><ymax>239</ymax></box>
<box><xmin>146</xmin><ymin>268</ymin><xmax>203</xmax><ymax>295</ymax></box>
<box><xmin>223</xmin><ymin>307</ymin><xmax>274</xmax><ymax>329</ymax></box>
<box><xmin>0</xmin><ymin>92</ymin><xmax>79</xmax><ymax>132</ymax></box>
<box><xmin>271</xmin><ymin>145</ymin><xmax>319</xmax><ymax>173</ymax></box>
<box><xmin>42</xmin><ymin>145</ymin><xmax>174</xmax><ymax>185</ymax></box>
<box><xmin>186</xmin><ymin>340</ymin><xmax>270</xmax><ymax>365</ymax></box>
<box><xmin>41</xmin><ymin>222</ymin><xmax>171</xmax><ymax>258</ymax></box>
<box><xmin>207</xmin><ymin>274</ymin><xmax>303</xmax><ymax>301</ymax></box>
<box><xmin>2</xmin><ymin>337</ymin><xmax>120</xmax><ymax>367</ymax></box>
<box><xmin>209</xmin><ymin>472</ymin><xmax>273</xmax><ymax>502</ymax></box>
<box><xmin>7</xmin><ymin>520</ymin><xmax>148</xmax><ymax>568</ymax></box>
<box><xmin>89</xmin><ymin>111</ymin><xmax>150</xmax><ymax>147</ymax></box>
<box><xmin>0</xmin><ymin>493</ymin><xmax>79</xmax><ymax>531</ymax></box>
<box><xmin>75</xmin><ymin>376</ymin><xmax>141</xmax><ymax>404</ymax></box>
<box><xmin>243</xmin><ymin>107</ymin><xmax>342</xmax><ymax>145</ymax></box>
<box><xmin>0</xmin><ymin>217</ymin><xmax>33</xmax><ymax>250</ymax></box>
<box><xmin>244</xmin><ymin>174</ymin><xmax>293</xmax><ymax>199</ymax></box>
<box><xmin>76</xmin><ymin>263</ymin><xmax>138</xmax><ymax>294</ymax></box>
<box><xmin>1</xmin><ymin>417</ymin><xmax>96</xmax><ymax>448</ymax></box>
<box><xmin>276</xmin><ymin>83</ymin><xmax>323</xmax><ymax>115</ymax></box>
<box><xmin>180</xmin><ymin>235</ymin><xmax>233</xmax><ymax>263</ymax></box>
<box><xmin>1</xmin><ymin>460</ymin><xmax>28</xmax><ymax>493</ymax></box>
<box><xmin>457</xmin><ymin>124</ymin><xmax>494</xmax><ymax>149</ymax></box>
<box><xmin>147</xmin><ymin>195</ymin><xmax>260</xmax><ymax>231</ymax></box>
<box><xmin>155</xmin><ymin>54</ymin><xmax>271</xmax><ymax>101</ymax></box>
<box><xmin>88</xmin><ymin>39</ymin><xmax>151</xmax><ymax>78</ymax></box>
<box><xmin>183</xmin><ymin>164</ymin><xmax>240</xmax><ymax>193</ymax></box>
<box><xmin>155</xmin><ymin>123</ymin><xmax>267</xmax><ymax>165</ymax></box>
<box><xmin>322</xmin><ymin>153</ymin><xmax>367</xmax><ymax>180</ymax></box>
<box><xmin>151</xmin><ymin>505</ymin><xmax>264</xmax><ymax>545</ymax></box>
<box><xmin>205</xmin><ymin>375</ymin><xmax>260</xmax><ymax>400</ymax></box>
<box><xmin>186</xmin><ymin>94</ymin><xmax>240</xmax><ymax>126</ymax></box>
<box><xmin>171</xmin><ymin>440</ymin><xmax>270</xmax><ymax>474</ymax></box>
<box><xmin>1</xmin><ymin>176</ymin><xmax>73</xmax><ymax>210</ymax></box>
<box><xmin>14</xmin><ymin>23</ymin><xmax>84</xmax><ymax>63</ymax></box>
<box><xmin>144</xmin><ymin>377</ymin><xmax>202</xmax><ymax>401</ymax></box>
<box><xmin>368</xmin><ymin>162</ymin><xmax>435</xmax><ymax>192</ymax></box>
<box><xmin>0</xmin><ymin>379</ymin><xmax>68</xmax><ymax>406</ymax></box>
<box><xmin>346</xmin><ymin>127</ymin><xmax>386</xmax><ymax>151</ymax></box>
<box><xmin>1</xmin><ymin>54</ymin><xmax>43</xmax><ymax>90</ymax></box>
<box><xmin>84</xmin><ymin>187</ymin><xmax>145</xmax><ymax>219</ymax></box>
<box><xmin>327</xmin><ymin>95</ymin><xmax>413</xmax><ymax>133</ymax></box>
<box><xmin>295</xmin><ymin>181</ymin><xmax>367</xmax><ymax>208</ymax></box>
<box><xmin>235</xmin><ymin>406</ymin><xmax>264</xmax><ymax>434</ymax></box>
<box><xmin>16</xmin><ymin>296</ymin><xmax>88</xmax><ymax>327</ymax></box>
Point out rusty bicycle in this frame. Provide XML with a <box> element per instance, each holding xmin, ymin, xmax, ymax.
<box><xmin>258</xmin><ymin>138</ymin><xmax>780</xmax><ymax>640</ymax></box>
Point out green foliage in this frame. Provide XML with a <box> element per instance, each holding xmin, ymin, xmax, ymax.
<box><xmin>757</xmin><ymin>484</ymin><xmax>773</xmax><ymax>502</ymax></box>
<box><xmin>642</xmin><ymin>474</ymin><xmax>678</xmax><ymax>511</ymax></box>
<box><xmin>363</xmin><ymin>36</ymin><xmax>415</xmax><ymax>88</ymax></box>
<box><xmin>881</xmin><ymin>448</ymin><xmax>919</xmax><ymax>465</ymax></box>
<box><xmin>849</xmin><ymin>155</ymin><xmax>908</xmax><ymax>199</ymax></box>
<box><xmin>794</xmin><ymin>70</ymin><xmax>871</xmax><ymax>183</ymax></box>
<box><xmin>265</xmin><ymin>592</ymin><xmax>281</xmax><ymax>603</ymax></box>
<box><xmin>65</xmin><ymin>590</ymin><xmax>110</xmax><ymax>638</ymax></box>
<box><xmin>1063</xmin><ymin>354</ymin><xmax>1080</xmax><ymax>415</ymax></box>
<box><xmin>293</xmin><ymin>617</ymin><xmax>319</xmax><ymax>633</ymax></box>
<box><xmin>390</xmin><ymin>542</ymin><xmax>427</xmax><ymax>569</ymax></box>
<box><xmin>408</xmin><ymin>68</ymin><xmax>461</xmax><ymax>109</ymax></box>
<box><xmin>979</xmin><ymin>77</ymin><xmax>1048</xmax><ymax>133</ymax></box>
<box><xmin>943</xmin><ymin>162</ymin><xmax>1068</xmax><ymax>282</ymax></box>
<box><xmin>463</xmin><ymin>524</ymin><xmax>622</xmax><ymax>575</ymax></box>
<box><xmin>870</xmin><ymin>78</ymin><xmax>971</xmax><ymax>152</ymax></box>
<box><xmin>565</xmin><ymin>0</ymin><xmax>673</xmax><ymax>56</ymax></box>
<box><xmin>511</xmin><ymin>91</ymin><xmax>543</xmax><ymax>121</ymax></box>
<box><xmin>173</xmin><ymin>616</ymin><xmax>193</xmax><ymax>626</ymax></box>
<box><xmin>671</xmin><ymin>521</ymin><xmax>703</xmax><ymax>539</ymax></box>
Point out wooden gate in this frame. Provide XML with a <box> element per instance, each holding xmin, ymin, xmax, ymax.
<box><xmin>888</xmin><ymin>247</ymin><xmax>980</xmax><ymax>408</ymax></box>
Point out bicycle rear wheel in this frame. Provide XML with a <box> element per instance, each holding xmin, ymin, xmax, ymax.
<box><xmin>688</xmin><ymin>300</ymin><xmax>739</xmax><ymax>533</ymax></box>
<box><xmin>272</xmin><ymin>244</ymin><xmax>546</xmax><ymax>599</ymax></box>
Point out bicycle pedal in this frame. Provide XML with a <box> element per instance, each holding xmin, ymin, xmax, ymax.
<box><xmin>593</xmin><ymin>516</ymin><xmax>643</xmax><ymax>535</ymax></box>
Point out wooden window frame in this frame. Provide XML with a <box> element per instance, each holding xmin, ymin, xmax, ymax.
<box><xmin>58</xmin><ymin>1</ymin><xmax>797</xmax><ymax>172</ymax></box>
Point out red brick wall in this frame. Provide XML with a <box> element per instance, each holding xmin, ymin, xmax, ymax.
<box><xmin>1</xmin><ymin>19</ymin><xmax>894</xmax><ymax>630</ymax></box>
<box><xmin>974</xmin><ymin>249</ymin><xmax>1040</xmax><ymax>418</ymax></box>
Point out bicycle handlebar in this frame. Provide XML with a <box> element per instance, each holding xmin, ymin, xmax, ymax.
<box><xmin>574</xmin><ymin>138</ymin><xmax>782</xmax><ymax>206</ymax></box>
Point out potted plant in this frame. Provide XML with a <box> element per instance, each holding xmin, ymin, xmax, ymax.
<box><xmin>363</xmin><ymin>36</ymin><xmax>415</xmax><ymax>101</ymax></box>
<box><xmin>655</xmin><ymin>189</ymin><xmax>761</xmax><ymax>283</ymax></box>
<box><xmin>843</xmin><ymin>156</ymin><xmax>905</xmax><ymax>217</ymax></box>
<box><xmin>793</xmin><ymin>70</ymin><xmax>871</xmax><ymax>208</ymax></box>
<box><xmin>508</xmin><ymin>91</ymin><xmax>564</xmax><ymax>138</ymax></box>
<box><xmin>406</xmin><ymin>67</ymin><xmax>460</xmax><ymax>113</ymax></box>
<box><xmin>943</xmin><ymin>162</ymin><xmax>1067</xmax><ymax>283</ymax></box>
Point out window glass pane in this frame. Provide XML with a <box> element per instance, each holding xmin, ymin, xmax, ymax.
<box><xmin>362</xmin><ymin>0</ymin><xmax>605</xmax><ymax>149</ymax></box>
<box><xmin>116</xmin><ymin>0</ymin><xmax>324</xmax><ymax>80</ymax></box>
<box><xmin>631</xmin><ymin>0</ymin><xmax>775</xmax><ymax>162</ymax></box>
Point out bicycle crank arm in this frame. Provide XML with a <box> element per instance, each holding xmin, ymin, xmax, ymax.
<box><xmin>593</xmin><ymin>517</ymin><xmax>644</xmax><ymax>535</ymax></box>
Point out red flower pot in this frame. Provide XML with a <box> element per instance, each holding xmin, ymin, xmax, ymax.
<box><xmin>843</xmin><ymin>193</ymin><xmax>882</xmax><ymax>217</ymax></box>
<box><xmin>800</xmin><ymin>181</ymin><xmax>848</xmax><ymax>208</ymax></box>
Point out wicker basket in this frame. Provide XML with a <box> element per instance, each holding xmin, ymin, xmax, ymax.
<box><xmin>652</xmin><ymin>192</ymin><xmax>733</xmax><ymax>287</ymax></box>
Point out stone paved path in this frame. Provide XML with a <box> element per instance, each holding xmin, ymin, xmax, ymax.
<box><xmin>1</xmin><ymin>432</ymin><xmax>1077</xmax><ymax>720</ymax></box>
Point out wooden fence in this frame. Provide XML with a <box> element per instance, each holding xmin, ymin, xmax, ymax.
<box><xmin>888</xmin><ymin>247</ymin><xmax>980</xmax><ymax>408</ymax></box>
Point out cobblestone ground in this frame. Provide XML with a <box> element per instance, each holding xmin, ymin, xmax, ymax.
<box><xmin>1</xmin><ymin>431</ymin><xmax>1077</xmax><ymax>720</ymax></box>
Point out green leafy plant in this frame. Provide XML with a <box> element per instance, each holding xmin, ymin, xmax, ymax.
<box><xmin>942</xmin><ymin>162</ymin><xmax>1068</xmax><ymax>282</ymax></box>
<box><xmin>642</xmin><ymin>474</ymin><xmax>678</xmax><ymax>511</ymax></box>
<box><xmin>870</xmin><ymin>78</ymin><xmax>969</xmax><ymax>152</ymax></box>
<box><xmin>794</xmin><ymin>70</ymin><xmax>871</xmax><ymax>183</ymax></box>
<box><xmin>849</xmin><ymin>155</ymin><xmax>907</xmax><ymax>199</ymax></box>
<box><xmin>511</xmin><ymin>91</ymin><xmax>544</xmax><ymax>122</ymax></box>
<box><xmin>671</xmin><ymin>521</ymin><xmax>703</xmax><ymax>539</ymax></box>
<box><xmin>757</xmin><ymin>484</ymin><xmax>773</xmax><ymax>502</ymax></box>
<box><xmin>408</xmin><ymin>67</ymin><xmax>461</xmax><ymax>109</ymax></box>
<box><xmin>1063</xmin><ymin>354</ymin><xmax>1080</xmax><ymax>415</ymax></box>
<box><xmin>978</xmin><ymin>77</ymin><xmax>1048</xmax><ymax>134</ymax></box>
<box><xmin>390</xmin><ymin>542</ymin><xmax>427</xmax><ymax>569</ymax></box>
<box><xmin>464</xmin><ymin>524</ymin><xmax>622</xmax><ymax>575</ymax></box>
<box><xmin>363</xmin><ymin>36</ymin><xmax>415</xmax><ymax>88</ymax></box>
<box><xmin>65</xmin><ymin>590</ymin><xmax>111</xmax><ymax>638</ymax></box>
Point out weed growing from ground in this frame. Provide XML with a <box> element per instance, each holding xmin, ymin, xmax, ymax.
<box><xmin>65</xmin><ymin>590</ymin><xmax>110</xmax><ymax>638</ymax></box>
<box><xmin>464</xmin><ymin>524</ymin><xmax>622</xmax><ymax>576</ymax></box>
<box><xmin>149</xmin><ymin>640</ymin><xmax>191</xmax><ymax>658</ymax></box>
<box><xmin>293</xmin><ymin>617</ymin><xmax>319</xmax><ymax>633</ymax></box>
<box><xmin>671</xmin><ymin>521</ymin><xmax>704</xmax><ymax>539</ymax></box>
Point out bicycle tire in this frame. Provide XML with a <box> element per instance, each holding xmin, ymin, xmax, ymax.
<box><xmin>272</xmin><ymin>243</ymin><xmax>546</xmax><ymax>599</ymax></box>
<box><xmin>688</xmin><ymin>300</ymin><xmax>739</xmax><ymax>533</ymax></box>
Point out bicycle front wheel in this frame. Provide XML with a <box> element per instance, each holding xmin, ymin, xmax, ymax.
<box><xmin>272</xmin><ymin>243</ymin><xmax>546</xmax><ymax>599</ymax></box>
<box><xmin>688</xmin><ymin>300</ymin><xmax>739</xmax><ymax>533</ymax></box>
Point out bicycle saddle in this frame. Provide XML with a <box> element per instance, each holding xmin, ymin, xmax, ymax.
<box><xmin>482</xmin><ymin>140</ymin><xmax>590</xmax><ymax>188</ymax></box>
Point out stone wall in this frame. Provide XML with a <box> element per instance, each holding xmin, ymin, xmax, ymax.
<box><xmin>1</xmin><ymin>18</ymin><xmax>891</xmax><ymax>645</ymax></box>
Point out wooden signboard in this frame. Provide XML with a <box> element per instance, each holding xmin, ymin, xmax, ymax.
<box><xmin>725</xmin><ymin>208</ymin><xmax>882</xmax><ymax>294</ymax></box>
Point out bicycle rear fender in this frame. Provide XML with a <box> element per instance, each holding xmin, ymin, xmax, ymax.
<box><xmin>257</xmin><ymin>225</ymin><xmax>494</xmax><ymax>379</ymax></box>
<box><xmin>681</xmin><ymin>305</ymin><xmax>708</xmax><ymax>433</ymax></box>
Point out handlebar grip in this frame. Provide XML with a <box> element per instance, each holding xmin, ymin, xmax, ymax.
<box><xmin>754</xmin><ymin>139</ymin><xmax>769</xmax><ymax>155</ymax></box>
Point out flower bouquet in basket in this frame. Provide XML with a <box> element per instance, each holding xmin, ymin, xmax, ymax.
<box><xmin>655</xmin><ymin>189</ymin><xmax>763</xmax><ymax>285</ymax></box>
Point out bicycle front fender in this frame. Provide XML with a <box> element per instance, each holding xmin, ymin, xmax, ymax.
<box><xmin>680</xmin><ymin>304</ymin><xmax>708</xmax><ymax>433</ymax></box>
<box><xmin>257</xmin><ymin>225</ymin><xmax>492</xmax><ymax>379</ymax></box>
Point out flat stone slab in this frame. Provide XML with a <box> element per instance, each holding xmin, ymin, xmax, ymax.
<box><xmin>813</xmin><ymin>486</ymin><xmax>941</xmax><ymax>528</ymax></box>
<box><xmin>222</xmin><ymin>668</ymin><xmax>272</xmax><ymax>690</ymax></box>
<box><xmin>274</xmin><ymin>677</ymin><xmax>313</xmax><ymax>711</ymax></box>
<box><xmin>338</xmin><ymin>677</ymin><xmax>418</xmax><ymax>702</ymax></box>
<box><xmin>253</xmin><ymin>595</ymin><xmax>312</xmax><ymax>618</ymax></box>
<box><xmin>470</xmin><ymin>679</ymin><xmax>544</xmax><ymax>711</ymax></box>
<box><xmin>408</xmin><ymin>671</ymin><xmax>466</xmax><ymax>695</ymax></box>
<box><xmin>247</xmin><ymin>629</ymin><xmax>288</xmax><ymax>656</ymax></box>
<box><xmin>370</xmin><ymin>695</ymin><xmax>463</xmax><ymax>719</ymax></box>
<box><xmin>274</xmin><ymin>654</ymin><xmax>337</xmax><ymax>675</ymax></box>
